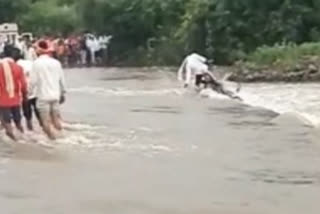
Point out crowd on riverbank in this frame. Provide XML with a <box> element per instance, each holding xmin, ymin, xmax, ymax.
<box><xmin>0</xmin><ymin>33</ymin><xmax>112</xmax><ymax>68</ymax></box>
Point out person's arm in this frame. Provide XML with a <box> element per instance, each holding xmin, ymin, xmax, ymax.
<box><xmin>31</xmin><ymin>48</ymin><xmax>37</xmax><ymax>61</ymax></box>
<box><xmin>177</xmin><ymin>59</ymin><xmax>187</xmax><ymax>82</ymax></box>
<box><xmin>30</xmin><ymin>61</ymin><xmax>39</xmax><ymax>97</ymax></box>
<box><xmin>18</xmin><ymin>66</ymin><xmax>28</xmax><ymax>101</ymax></box>
<box><xmin>59</xmin><ymin>64</ymin><xmax>66</xmax><ymax>94</ymax></box>
<box><xmin>58</xmin><ymin>62</ymin><xmax>66</xmax><ymax>104</ymax></box>
<box><xmin>184</xmin><ymin>62</ymin><xmax>192</xmax><ymax>87</ymax></box>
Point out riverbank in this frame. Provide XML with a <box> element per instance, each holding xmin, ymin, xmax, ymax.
<box><xmin>117</xmin><ymin>64</ymin><xmax>320</xmax><ymax>83</ymax></box>
<box><xmin>138</xmin><ymin>64</ymin><xmax>320</xmax><ymax>83</ymax></box>
<box><xmin>228</xmin><ymin>56</ymin><xmax>320</xmax><ymax>82</ymax></box>
<box><xmin>100</xmin><ymin>62</ymin><xmax>320</xmax><ymax>83</ymax></box>
<box><xmin>229</xmin><ymin>42</ymin><xmax>320</xmax><ymax>82</ymax></box>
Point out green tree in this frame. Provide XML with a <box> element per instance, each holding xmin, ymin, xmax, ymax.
<box><xmin>2</xmin><ymin>0</ymin><xmax>320</xmax><ymax>65</ymax></box>
<box><xmin>0</xmin><ymin>0</ymin><xmax>30</xmax><ymax>23</ymax></box>
<box><xmin>20</xmin><ymin>0</ymin><xmax>80</xmax><ymax>35</ymax></box>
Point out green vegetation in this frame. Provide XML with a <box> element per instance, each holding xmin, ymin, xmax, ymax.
<box><xmin>248</xmin><ymin>42</ymin><xmax>320</xmax><ymax>65</ymax></box>
<box><xmin>2</xmin><ymin>0</ymin><xmax>320</xmax><ymax>66</ymax></box>
<box><xmin>244</xmin><ymin>42</ymin><xmax>320</xmax><ymax>72</ymax></box>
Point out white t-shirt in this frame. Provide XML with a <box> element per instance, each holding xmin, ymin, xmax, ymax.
<box><xmin>31</xmin><ymin>55</ymin><xmax>66</xmax><ymax>101</ymax></box>
<box><xmin>17</xmin><ymin>59</ymin><xmax>36</xmax><ymax>99</ymax></box>
<box><xmin>86</xmin><ymin>38</ymin><xmax>101</xmax><ymax>52</ymax></box>
<box><xmin>25</xmin><ymin>47</ymin><xmax>37</xmax><ymax>61</ymax></box>
<box><xmin>178</xmin><ymin>53</ymin><xmax>209</xmax><ymax>85</ymax></box>
<box><xmin>0</xmin><ymin>42</ymin><xmax>4</xmax><ymax>54</ymax></box>
<box><xmin>98</xmin><ymin>35</ymin><xmax>112</xmax><ymax>50</ymax></box>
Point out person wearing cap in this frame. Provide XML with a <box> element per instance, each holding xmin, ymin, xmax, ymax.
<box><xmin>0</xmin><ymin>45</ymin><xmax>28</xmax><ymax>141</ymax></box>
<box><xmin>31</xmin><ymin>40</ymin><xmax>66</xmax><ymax>140</ymax></box>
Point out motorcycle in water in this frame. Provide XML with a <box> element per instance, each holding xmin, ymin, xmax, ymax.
<box><xmin>198</xmin><ymin>71</ymin><xmax>243</xmax><ymax>101</ymax></box>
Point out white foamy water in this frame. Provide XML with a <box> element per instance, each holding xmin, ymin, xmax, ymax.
<box><xmin>238</xmin><ymin>83</ymin><xmax>320</xmax><ymax>126</ymax></box>
<box><xmin>183</xmin><ymin>80</ymin><xmax>320</xmax><ymax>127</ymax></box>
<box><xmin>70</xmin><ymin>81</ymin><xmax>320</xmax><ymax>127</ymax></box>
<box><xmin>0</xmin><ymin>122</ymin><xmax>175</xmax><ymax>154</ymax></box>
<box><xmin>2</xmin><ymin>68</ymin><xmax>319</xmax><ymax>151</ymax></box>
<box><xmin>2</xmin><ymin>68</ymin><xmax>320</xmax><ymax>214</ymax></box>
<box><xmin>69</xmin><ymin>86</ymin><xmax>184</xmax><ymax>97</ymax></box>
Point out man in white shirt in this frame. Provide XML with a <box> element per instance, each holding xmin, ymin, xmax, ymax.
<box><xmin>86</xmin><ymin>35</ymin><xmax>100</xmax><ymax>65</ymax></box>
<box><xmin>24</xmin><ymin>40</ymin><xmax>37</xmax><ymax>61</ymax></box>
<box><xmin>17</xmin><ymin>56</ymin><xmax>42</xmax><ymax>130</ymax></box>
<box><xmin>0</xmin><ymin>39</ymin><xmax>5</xmax><ymax>56</ymax></box>
<box><xmin>178</xmin><ymin>53</ymin><xmax>242</xmax><ymax>101</ymax></box>
<box><xmin>98</xmin><ymin>35</ymin><xmax>112</xmax><ymax>50</ymax></box>
<box><xmin>97</xmin><ymin>35</ymin><xmax>112</xmax><ymax>65</ymax></box>
<box><xmin>177</xmin><ymin>53</ymin><xmax>215</xmax><ymax>88</ymax></box>
<box><xmin>31</xmin><ymin>40</ymin><xmax>66</xmax><ymax>140</ymax></box>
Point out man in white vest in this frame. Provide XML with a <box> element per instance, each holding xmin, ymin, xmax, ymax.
<box><xmin>31</xmin><ymin>40</ymin><xmax>66</xmax><ymax>140</ymax></box>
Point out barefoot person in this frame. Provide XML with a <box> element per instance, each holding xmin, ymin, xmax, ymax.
<box><xmin>31</xmin><ymin>40</ymin><xmax>66</xmax><ymax>140</ymax></box>
<box><xmin>0</xmin><ymin>45</ymin><xmax>28</xmax><ymax>141</ymax></box>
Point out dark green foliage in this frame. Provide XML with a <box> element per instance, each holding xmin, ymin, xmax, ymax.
<box><xmin>2</xmin><ymin>0</ymin><xmax>320</xmax><ymax>65</ymax></box>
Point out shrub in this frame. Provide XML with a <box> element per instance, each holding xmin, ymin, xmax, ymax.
<box><xmin>247</xmin><ymin>42</ymin><xmax>320</xmax><ymax>66</ymax></box>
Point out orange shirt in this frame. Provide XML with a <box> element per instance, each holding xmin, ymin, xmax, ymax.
<box><xmin>0</xmin><ymin>59</ymin><xmax>27</xmax><ymax>107</ymax></box>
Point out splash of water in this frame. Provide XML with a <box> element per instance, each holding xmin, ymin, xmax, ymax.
<box><xmin>0</xmin><ymin>122</ymin><xmax>175</xmax><ymax>153</ymax></box>
<box><xmin>69</xmin><ymin>86</ymin><xmax>184</xmax><ymax>97</ymax></box>
<box><xmin>239</xmin><ymin>83</ymin><xmax>320</xmax><ymax>127</ymax></box>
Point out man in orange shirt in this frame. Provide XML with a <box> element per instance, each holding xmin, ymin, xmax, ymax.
<box><xmin>0</xmin><ymin>45</ymin><xmax>28</xmax><ymax>141</ymax></box>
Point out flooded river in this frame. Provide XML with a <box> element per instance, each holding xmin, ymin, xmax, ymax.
<box><xmin>0</xmin><ymin>67</ymin><xmax>319</xmax><ymax>214</ymax></box>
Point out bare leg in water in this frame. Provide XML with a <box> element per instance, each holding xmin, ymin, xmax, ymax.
<box><xmin>38</xmin><ymin>101</ymin><xmax>58</xmax><ymax>140</ymax></box>
<box><xmin>22</xmin><ymin>100</ymin><xmax>33</xmax><ymax>131</ymax></box>
<box><xmin>40</xmin><ymin>111</ymin><xmax>57</xmax><ymax>140</ymax></box>
<box><xmin>33</xmin><ymin>106</ymin><xmax>43</xmax><ymax>128</ymax></box>
<box><xmin>23</xmin><ymin>98</ymin><xmax>43</xmax><ymax>131</ymax></box>
<box><xmin>0</xmin><ymin>118</ymin><xmax>17</xmax><ymax>141</ymax></box>
<box><xmin>11</xmin><ymin>107</ymin><xmax>24</xmax><ymax>133</ymax></box>
<box><xmin>13</xmin><ymin>120</ymin><xmax>24</xmax><ymax>133</ymax></box>
<box><xmin>51</xmin><ymin>110</ymin><xmax>62</xmax><ymax>131</ymax></box>
<box><xmin>4</xmin><ymin>124</ymin><xmax>17</xmax><ymax>141</ymax></box>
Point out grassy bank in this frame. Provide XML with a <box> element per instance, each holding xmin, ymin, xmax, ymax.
<box><xmin>231</xmin><ymin>42</ymin><xmax>320</xmax><ymax>82</ymax></box>
<box><xmin>247</xmin><ymin>42</ymin><xmax>320</xmax><ymax>68</ymax></box>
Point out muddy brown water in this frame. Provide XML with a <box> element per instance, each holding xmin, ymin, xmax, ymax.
<box><xmin>0</xmin><ymin>67</ymin><xmax>319</xmax><ymax>214</ymax></box>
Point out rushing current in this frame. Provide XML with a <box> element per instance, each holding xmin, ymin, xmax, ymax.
<box><xmin>0</xmin><ymin>67</ymin><xmax>319</xmax><ymax>214</ymax></box>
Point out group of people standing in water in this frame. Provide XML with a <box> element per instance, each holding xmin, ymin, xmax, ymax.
<box><xmin>0</xmin><ymin>40</ymin><xmax>66</xmax><ymax>141</ymax></box>
<box><xmin>0</xmin><ymin>32</ymin><xmax>239</xmax><ymax>143</ymax></box>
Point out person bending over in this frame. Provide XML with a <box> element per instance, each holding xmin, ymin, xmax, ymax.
<box><xmin>177</xmin><ymin>53</ymin><xmax>214</xmax><ymax>89</ymax></box>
